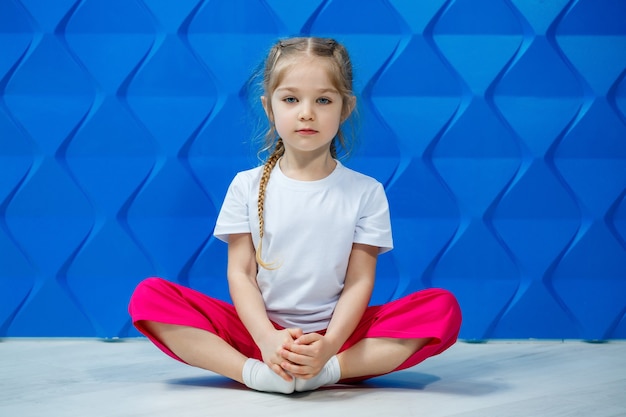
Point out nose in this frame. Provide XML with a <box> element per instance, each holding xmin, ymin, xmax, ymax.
<box><xmin>298</xmin><ymin>103</ymin><xmax>314</xmax><ymax>121</ymax></box>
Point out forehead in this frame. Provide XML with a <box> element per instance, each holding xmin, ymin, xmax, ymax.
<box><xmin>274</xmin><ymin>57</ymin><xmax>338</xmax><ymax>92</ymax></box>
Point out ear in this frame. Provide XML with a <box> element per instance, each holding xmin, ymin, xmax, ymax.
<box><xmin>342</xmin><ymin>95</ymin><xmax>356</xmax><ymax>122</ymax></box>
<box><xmin>261</xmin><ymin>96</ymin><xmax>273</xmax><ymax>122</ymax></box>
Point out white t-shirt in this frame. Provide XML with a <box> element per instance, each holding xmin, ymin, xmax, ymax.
<box><xmin>214</xmin><ymin>160</ymin><xmax>393</xmax><ymax>332</ymax></box>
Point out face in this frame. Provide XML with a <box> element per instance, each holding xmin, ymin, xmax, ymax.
<box><xmin>263</xmin><ymin>58</ymin><xmax>349</xmax><ymax>157</ymax></box>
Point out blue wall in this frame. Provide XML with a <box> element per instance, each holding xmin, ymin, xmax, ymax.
<box><xmin>1</xmin><ymin>0</ymin><xmax>625</xmax><ymax>340</ymax></box>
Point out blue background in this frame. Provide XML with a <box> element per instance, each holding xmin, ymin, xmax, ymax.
<box><xmin>1</xmin><ymin>0</ymin><xmax>625</xmax><ymax>340</ymax></box>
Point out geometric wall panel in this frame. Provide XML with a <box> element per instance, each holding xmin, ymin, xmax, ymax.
<box><xmin>0</xmin><ymin>0</ymin><xmax>624</xmax><ymax>339</ymax></box>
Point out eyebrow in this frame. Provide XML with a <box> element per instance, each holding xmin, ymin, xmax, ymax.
<box><xmin>275</xmin><ymin>87</ymin><xmax>339</xmax><ymax>95</ymax></box>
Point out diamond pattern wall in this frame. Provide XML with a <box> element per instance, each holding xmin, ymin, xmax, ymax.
<box><xmin>0</xmin><ymin>0</ymin><xmax>624</xmax><ymax>339</ymax></box>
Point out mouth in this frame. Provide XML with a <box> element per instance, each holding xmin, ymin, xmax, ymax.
<box><xmin>297</xmin><ymin>129</ymin><xmax>318</xmax><ymax>135</ymax></box>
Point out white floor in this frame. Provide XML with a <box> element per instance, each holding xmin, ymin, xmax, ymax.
<box><xmin>1</xmin><ymin>339</ymin><xmax>625</xmax><ymax>417</ymax></box>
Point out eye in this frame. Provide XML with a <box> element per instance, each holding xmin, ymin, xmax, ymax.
<box><xmin>283</xmin><ymin>97</ymin><xmax>298</xmax><ymax>103</ymax></box>
<box><xmin>317</xmin><ymin>97</ymin><xmax>331</xmax><ymax>104</ymax></box>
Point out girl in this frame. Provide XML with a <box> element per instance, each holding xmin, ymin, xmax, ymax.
<box><xmin>129</xmin><ymin>37</ymin><xmax>462</xmax><ymax>394</ymax></box>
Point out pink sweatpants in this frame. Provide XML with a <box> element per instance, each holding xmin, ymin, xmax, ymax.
<box><xmin>129</xmin><ymin>277</ymin><xmax>462</xmax><ymax>382</ymax></box>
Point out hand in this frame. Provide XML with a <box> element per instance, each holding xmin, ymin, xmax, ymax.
<box><xmin>279</xmin><ymin>333</ymin><xmax>337</xmax><ymax>379</ymax></box>
<box><xmin>258</xmin><ymin>328</ymin><xmax>303</xmax><ymax>381</ymax></box>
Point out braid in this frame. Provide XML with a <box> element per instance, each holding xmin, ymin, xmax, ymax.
<box><xmin>256</xmin><ymin>139</ymin><xmax>284</xmax><ymax>269</ymax></box>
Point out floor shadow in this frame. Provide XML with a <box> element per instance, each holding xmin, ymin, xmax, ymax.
<box><xmin>279</xmin><ymin>372</ymin><xmax>444</xmax><ymax>401</ymax></box>
<box><xmin>292</xmin><ymin>371</ymin><xmax>507</xmax><ymax>400</ymax></box>
<box><xmin>165</xmin><ymin>372</ymin><xmax>441</xmax><ymax>396</ymax></box>
<box><xmin>356</xmin><ymin>372</ymin><xmax>441</xmax><ymax>390</ymax></box>
<box><xmin>167</xmin><ymin>375</ymin><xmax>247</xmax><ymax>391</ymax></box>
<box><xmin>166</xmin><ymin>370</ymin><xmax>506</xmax><ymax>398</ymax></box>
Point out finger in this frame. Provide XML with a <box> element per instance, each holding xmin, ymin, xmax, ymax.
<box><xmin>285</xmin><ymin>327</ymin><xmax>304</xmax><ymax>340</ymax></box>
<box><xmin>294</xmin><ymin>333</ymin><xmax>322</xmax><ymax>345</ymax></box>
<box><xmin>280</xmin><ymin>347</ymin><xmax>311</xmax><ymax>366</ymax></box>
<box><xmin>270</xmin><ymin>363</ymin><xmax>293</xmax><ymax>382</ymax></box>
<box><xmin>291</xmin><ymin>372</ymin><xmax>314</xmax><ymax>380</ymax></box>
<box><xmin>281</xmin><ymin>360</ymin><xmax>310</xmax><ymax>377</ymax></box>
<box><xmin>282</xmin><ymin>362</ymin><xmax>319</xmax><ymax>380</ymax></box>
<box><xmin>282</xmin><ymin>342</ymin><xmax>315</xmax><ymax>358</ymax></box>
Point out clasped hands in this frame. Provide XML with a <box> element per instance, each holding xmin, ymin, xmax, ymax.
<box><xmin>259</xmin><ymin>328</ymin><xmax>336</xmax><ymax>382</ymax></box>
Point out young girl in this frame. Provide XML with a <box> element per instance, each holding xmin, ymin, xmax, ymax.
<box><xmin>129</xmin><ymin>37</ymin><xmax>461</xmax><ymax>394</ymax></box>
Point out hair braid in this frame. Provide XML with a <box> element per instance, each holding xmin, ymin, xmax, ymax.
<box><xmin>256</xmin><ymin>139</ymin><xmax>284</xmax><ymax>269</ymax></box>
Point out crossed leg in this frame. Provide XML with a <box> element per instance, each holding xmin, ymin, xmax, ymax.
<box><xmin>140</xmin><ymin>321</ymin><xmax>430</xmax><ymax>391</ymax></box>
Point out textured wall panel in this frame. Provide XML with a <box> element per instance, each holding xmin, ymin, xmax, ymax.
<box><xmin>0</xmin><ymin>0</ymin><xmax>624</xmax><ymax>339</ymax></box>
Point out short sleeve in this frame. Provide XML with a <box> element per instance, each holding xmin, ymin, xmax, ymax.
<box><xmin>354</xmin><ymin>182</ymin><xmax>394</xmax><ymax>254</ymax></box>
<box><xmin>213</xmin><ymin>173</ymin><xmax>252</xmax><ymax>242</ymax></box>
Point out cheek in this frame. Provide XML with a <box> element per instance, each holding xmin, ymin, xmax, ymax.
<box><xmin>272</xmin><ymin>115</ymin><xmax>290</xmax><ymax>137</ymax></box>
<box><xmin>331</xmin><ymin>112</ymin><xmax>343</xmax><ymax>127</ymax></box>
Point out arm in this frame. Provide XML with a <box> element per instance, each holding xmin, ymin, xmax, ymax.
<box><xmin>227</xmin><ymin>233</ymin><xmax>301</xmax><ymax>381</ymax></box>
<box><xmin>280</xmin><ymin>243</ymin><xmax>378</xmax><ymax>378</ymax></box>
<box><xmin>325</xmin><ymin>242</ymin><xmax>378</xmax><ymax>350</ymax></box>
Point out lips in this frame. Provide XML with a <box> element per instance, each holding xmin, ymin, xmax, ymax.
<box><xmin>297</xmin><ymin>129</ymin><xmax>317</xmax><ymax>135</ymax></box>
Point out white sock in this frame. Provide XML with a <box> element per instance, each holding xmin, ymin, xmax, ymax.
<box><xmin>242</xmin><ymin>358</ymin><xmax>295</xmax><ymax>394</ymax></box>
<box><xmin>295</xmin><ymin>355</ymin><xmax>341</xmax><ymax>392</ymax></box>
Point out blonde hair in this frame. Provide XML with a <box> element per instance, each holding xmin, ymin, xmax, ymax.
<box><xmin>255</xmin><ymin>37</ymin><xmax>356</xmax><ymax>269</ymax></box>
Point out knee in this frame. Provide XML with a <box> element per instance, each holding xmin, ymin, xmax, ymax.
<box><xmin>132</xmin><ymin>276</ymin><xmax>160</xmax><ymax>294</ymax></box>
<box><xmin>435</xmin><ymin>289</ymin><xmax>462</xmax><ymax>334</ymax></box>
<box><xmin>418</xmin><ymin>288</ymin><xmax>462</xmax><ymax>333</ymax></box>
<box><xmin>435</xmin><ymin>288</ymin><xmax>461</xmax><ymax>312</ymax></box>
<box><xmin>129</xmin><ymin>277</ymin><xmax>169</xmax><ymax>309</ymax></box>
<box><xmin>137</xmin><ymin>277</ymin><xmax>167</xmax><ymax>290</ymax></box>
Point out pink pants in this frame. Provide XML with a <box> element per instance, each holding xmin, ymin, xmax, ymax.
<box><xmin>129</xmin><ymin>277</ymin><xmax>462</xmax><ymax>382</ymax></box>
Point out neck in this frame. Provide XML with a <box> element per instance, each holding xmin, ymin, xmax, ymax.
<box><xmin>279</xmin><ymin>151</ymin><xmax>337</xmax><ymax>181</ymax></box>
